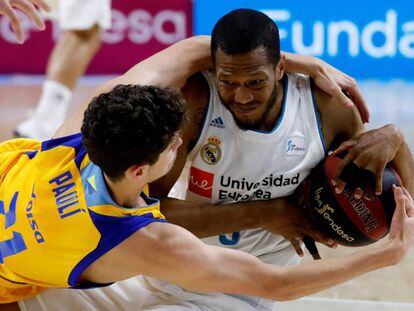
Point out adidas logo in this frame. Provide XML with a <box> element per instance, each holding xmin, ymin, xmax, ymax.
<box><xmin>209</xmin><ymin>117</ymin><xmax>225</xmax><ymax>129</ymax></box>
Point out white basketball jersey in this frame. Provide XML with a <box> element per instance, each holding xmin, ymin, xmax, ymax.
<box><xmin>176</xmin><ymin>72</ymin><xmax>326</xmax><ymax>263</ymax></box>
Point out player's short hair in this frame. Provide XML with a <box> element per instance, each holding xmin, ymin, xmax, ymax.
<box><xmin>211</xmin><ymin>9</ymin><xmax>281</xmax><ymax>65</ymax></box>
<box><xmin>81</xmin><ymin>84</ymin><xmax>186</xmax><ymax>181</ymax></box>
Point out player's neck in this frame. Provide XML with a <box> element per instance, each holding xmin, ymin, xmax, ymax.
<box><xmin>103</xmin><ymin>174</ymin><xmax>146</xmax><ymax>208</ymax></box>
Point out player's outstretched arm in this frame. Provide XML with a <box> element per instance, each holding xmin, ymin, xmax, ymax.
<box><xmin>85</xmin><ymin>187</ymin><xmax>413</xmax><ymax>300</ymax></box>
<box><xmin>0</xmin><ymin>0</ymin><xmax>50</xmax><ymax>44</ymax></box>
<box><xmin>108</xmin><ymin>35</ymin><xmax>213</xmax><ymax>90</ymax></box>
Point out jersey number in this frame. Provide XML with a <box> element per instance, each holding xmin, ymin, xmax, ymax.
<box><xmin>0</xmin><ymin>192</ymin><xmax>27</xmax><ymax>263</ymax></box>
<box><xmin>219</xmin><ymin>232</ymin><xmax>240</xmax><ymax>245</ymax></box>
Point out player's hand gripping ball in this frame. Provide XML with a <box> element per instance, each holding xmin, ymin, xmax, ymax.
<box><xmin>305</xmin><ymin>154</ymin><xmax>401</xmax><ymax>246</ymax></box>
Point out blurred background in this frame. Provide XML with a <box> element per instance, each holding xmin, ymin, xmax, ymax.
<box><xmin>1</xmin><ymin>0</ymin><xmax>413</xmax><ymax>308</ymax></box>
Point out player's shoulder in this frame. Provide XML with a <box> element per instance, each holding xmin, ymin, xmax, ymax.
<box><xmin>180</xmin><ymin>72</ymin><xmax>210</xmax><ymax>142</ymax></box>
<box><xmin>312</xmin><ymin>84</ymin><xmax>364</xmax><ymax>146</ymax></box>
<box><xmin>314</xmin><ymin>85</ymin><xmax>360</xmax><ymax>123</ymax></box>
<box><xmin>182</xmin><ymin>72</ymin><xmax>210</xmax><ymax>104</ymax></box>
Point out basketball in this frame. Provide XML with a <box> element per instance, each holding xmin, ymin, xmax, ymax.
<box><xmin>305</xmin><ymin>154</ymin><xmax>401</xmax><ymax>247</ymax></box>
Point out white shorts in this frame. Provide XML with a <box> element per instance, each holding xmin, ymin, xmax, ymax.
<box><xmin>18</xmin><ymin>245</ymin><xmax>300</xmax><ymax>311</ymax></box>
<box><xmin>45</xmin><ymin>0</ymin><xmax>111</xmax><ymax>30</ymax></box>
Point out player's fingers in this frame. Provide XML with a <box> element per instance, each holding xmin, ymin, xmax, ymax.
<box><xmin>305</xmin><ymin>228</ymin><xmax>335</xmax><ymax>248</ymax></box>
<box><xmin>363</xmin><ymin>188</ymin><xmax>374</xmax><ymax>201</ymax></box>
<box><xmin>401</xmin><ymin>187</ymin><xmax>413</xmax><ymax>203</ymax></box>
<box><xmin>390</xmin><ymin>186</ymin><xmax>406</xmax><ymax>239</ymax></box>
<box><xmin>345</xmin><ymin>82</ymin><xmax>370</xmax><ymax>123</ymax></box>
<box><xmin>332</xmin><ymin>150</ymin><xmax>355</xmax><ymax>185</ymax></box>
<box><xmin>332</xmin><ymin>140</ymin><xmax>355</xmax><ymax>157</ymax></box>
<box><xmin>13</xmin><ymin>0</ymin><xmax>45</xmax><ymax>30</ymax></box>
<box><xmin>3</xmin><ymin>4</ymin><xmax>25</xmax><ymax>43</ymax></box>
<box><xmin>404</xmin><ymin>197</ymin><xmax>414</xmax><ymax>217</ymax></box>
<box><xmin>375</xmin><ymin>166</ymin><xmax>385</xmax><ymax>195</ymax></box>
<box><xmin>315</xmin><ymin>70</ymin><xmax>338</xmax><ymax>95</ymax></box>
<box><xmin>400</xmin><ymin>188</ymin><xmax>414</xmax><ymax>216</ymax></box>
<box><xmin>322</xmin><ymin>76</ymin><xmax>354</xmax><ymax>109</ymax></box>
<box><xmin>289</xmin><ymin>238</ymin><xmax>304</xmax><ymax>257</ymax></box>
<box><xmin>316</xmin><ymin>235</ymin><xmax>336</xmax><ymax>247</ymax></box>
<box><xmin>302</xmin><ymin>236</ymin><xmax>321</xmax><ymax>260</ymax></box>
<box><xmin>30</xmin><ymin>0</ymin><xmax>51</xmax><ymax>12</ymax></box>
<box><xmin>338</xmin><ymin>90</ymin><xmax>354</xmax><ymax>108</ymax></box>
<box><xmin>396</xmin><ymin>187</ymin><xmax>408</xmax><ymax>219</ymax></box>
<box><xmin>335</xmin><ymin>180</ymin><xmax>346</xmax><ymax>194</ymax></box>
<box><xmin>354</xmin><ymin>188</ymin><xmax>363</xmax><ymax>200</ymax></box>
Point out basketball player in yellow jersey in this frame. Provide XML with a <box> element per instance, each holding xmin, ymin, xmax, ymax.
<box><xmin>1</xmin><ymin>36</ymin><xmax>414</xmax><ymax>308</ymax></box>
<box><xmin>0</xmin><ymin>85</ymin><xmax>185</xmax><ymax>302</ymax></box>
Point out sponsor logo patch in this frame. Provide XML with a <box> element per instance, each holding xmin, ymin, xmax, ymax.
<box><xmin>209</xmin><ymin>117</ymin><xmax>225</xmax><ymax>129</ymax></box>
<box><xmin>200</xmin><ymin>136</ymin><xmax>222</xmax><ymax>165</ymax></box>
<box><xmin>286</xmin><ymin>136</ymin><xmax>306</xmax><ymax>156</ymax></box>
<box><xmin>188</xmin><ymin>167</ymin><xmax>214</xmax><ymax>198</ymax></box>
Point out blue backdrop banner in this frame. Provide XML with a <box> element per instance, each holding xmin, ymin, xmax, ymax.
<box><xmin>194</xmin><ymin>0</ymin><xmax>414</xmax><ymax>80</ymax></box>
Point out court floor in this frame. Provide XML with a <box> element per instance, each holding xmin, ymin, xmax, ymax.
<box><xmin>1</xmin><ymin>76</ymin><xmax>413</xmax><ymax>308</ymax></box>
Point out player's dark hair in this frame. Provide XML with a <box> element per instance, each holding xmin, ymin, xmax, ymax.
<box><xmin>211</xmin><ymin>9</ymin><xmax>280</xmax><ymax>65</ymax></box>
<box><xmin>81</xmin><ymin>84</ymin><xmax>186</xmax><ymax>181</ymax></box>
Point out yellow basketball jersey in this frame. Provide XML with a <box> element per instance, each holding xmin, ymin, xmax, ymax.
<box><xmin>0</xmin><ymin>133</ymin><xmax>166</xmax><ymax>303</ymax></box>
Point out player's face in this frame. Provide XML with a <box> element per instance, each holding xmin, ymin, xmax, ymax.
<box><xmin>214</xmin><ymin>46</ymin><xmax>281</xmax><ymax>130</ymax></box>
<box><xmin>147</xmin><ymin>133</ymin><xmax>182</xmax><ymax>182</ymax></box>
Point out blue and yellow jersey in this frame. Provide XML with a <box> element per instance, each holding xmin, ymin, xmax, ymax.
<box><xmin>0</xmin><ymin>133</ymin><xmax>166</xmax><ymax>303</ymax></box>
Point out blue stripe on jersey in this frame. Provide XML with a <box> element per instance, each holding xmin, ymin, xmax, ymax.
<box><xmin>41</xmin><ymin>133</ymin><xmax>86</xmax><ymax>169</ymax></box>
<box><xmin>310</xmin><ymin>79</ymin><xmax>328</xmax><ymax>155</ymax></box>
<box><xmin>74</xmin><ymin>147</ymin><xmax>87</xmax><ymax>169</ymax></box>
<box><xmin>192</xmin><ymin>73</ymin><xmax>211</xmax><ymax>149</ymax></box>
<box><xmin>68</xmin><ymin>210</ymin><xmax>167</xmax><ymax>287</ymax></box>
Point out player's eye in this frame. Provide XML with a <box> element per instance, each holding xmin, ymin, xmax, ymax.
<box><xmin>249</xmin><ymin>80</ymin><xmax>265</xmax><ymax>87</ymax></box>
<box><xmin>219</xmin><ymin>80</ymin><xmax>236</xmax><ymax>88</ymax></box>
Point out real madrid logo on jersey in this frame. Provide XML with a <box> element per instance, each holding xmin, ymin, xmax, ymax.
<box><xmin>200</xmin><ymin>136</ymin><xmax>222</xmax><ymax>165</ymax></box>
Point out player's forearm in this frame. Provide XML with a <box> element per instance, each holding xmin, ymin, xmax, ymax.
<box><xmin>181</xmin><ymin>239</ymin><xmax>399</xmax><ymax>301</ymax></box>
<box><xmin>160</xmin><ymin>197</ymin><xmax>274</xmax><ymax>238</ymax></box>
<box><xmin>222</xmin><ymin>242</ymin><xmax>398</xmax><ymax>301</ymax></box>
<box><xmin>274</xmin><ymin>241</ymin><xmax>398</xmax><ymax>300</ymax></box>
<box><xmin>121</xmin><ymin>35</ymin><xmax>212</xmax><ymax>89</ymax></box>
<box><xmin>125</xmin><ymin>223</ymin><xmax>403</xmax><ymax>302</ymax></box>
<box><xmin>283</xmin><ymin>52</ymin><xmax>320</xmax><ymax>77</ymax></box>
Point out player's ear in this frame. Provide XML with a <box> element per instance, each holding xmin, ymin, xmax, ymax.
<box><xmin>127</xmin><ymin>164</ymin><xmax>149</xmax><ymax>180</ymax></box>
<box><xmin>275</xmin><ymin>54</ymin><xmax>285</xmax><ymax>81</ymax></box>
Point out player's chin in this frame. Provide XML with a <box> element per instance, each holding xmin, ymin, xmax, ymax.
<box><xmin>234</xmin><ymin>116</ymin><xmax>259</xmax><ymax>130</ymax></box>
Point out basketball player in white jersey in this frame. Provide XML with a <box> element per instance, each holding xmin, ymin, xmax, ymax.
<box><xmin>15</xmin><ymin>13</ymin><xmax>414</xmax><ymax>311</ymax></box>
<box><xmin>126</xmin><ymin>9</ymin><xmax>414</xmax><ymax>310</ymax></box>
